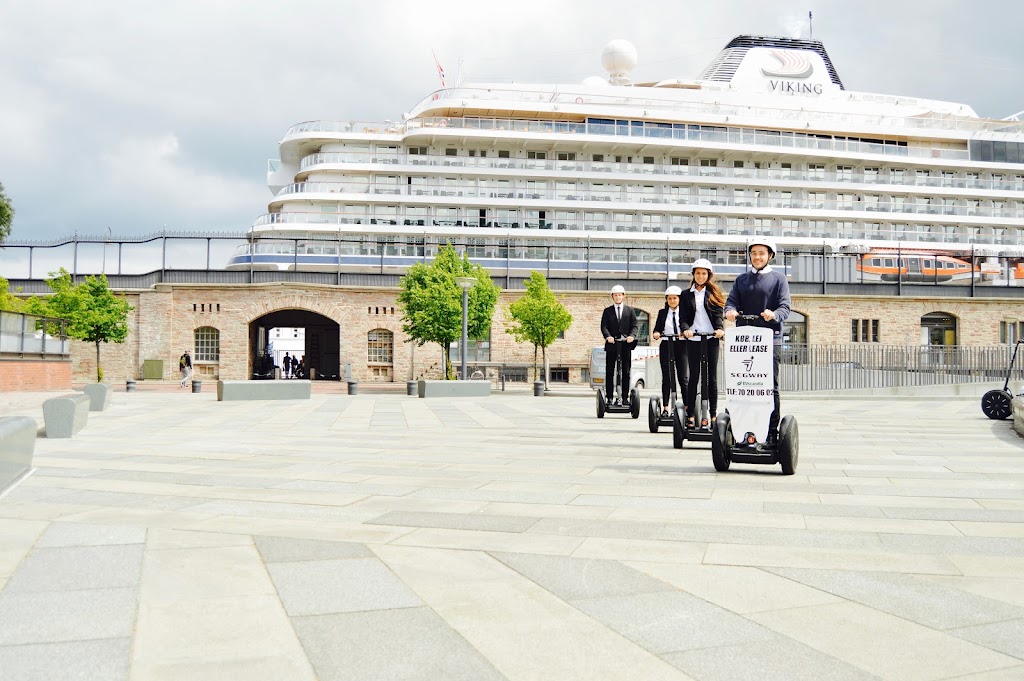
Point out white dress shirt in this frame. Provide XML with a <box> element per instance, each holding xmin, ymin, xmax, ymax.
<box><xmin>689</xmin><ymin>285</ymin><xmax>714</xmax><ymax>340</ymax></box>
<box><xmin>663</xmin><ymin>306</ymin><xmax>680</xmax><ymax>336</ymax></box>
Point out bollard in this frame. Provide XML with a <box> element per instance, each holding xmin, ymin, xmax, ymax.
<box><xmin>533</xmin><ymin>380</ymin><xmax>545</xmax><ymax>397</ymax></box>
<box><xmin>191</xmin><ymin>380</ymin><xmax>202</xmax><ymax>394</ymax></box>
<box><xmin>347</xmin><ymin>380</ymin><xmax>358</xmax><ymax>396</ymax></box>
<box><xmin>125</xmin><ymin>379</ymin><xmax>136</xmax><ymax>393</ymax></box>
<box><xmin>407</xmin><ymin>380</ymin><xmax>417</xmax><ymax>396</ymax></box>
<box><xmin>501</xmin><ymin>374</ymin><xmax>506</xmax><ymax>392</ymax></box>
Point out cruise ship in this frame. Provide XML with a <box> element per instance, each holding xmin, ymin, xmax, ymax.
<box><xmin>228</xmin><ymin>35</ymin><xmax>1024</xmax><ymax>285</ymax></box>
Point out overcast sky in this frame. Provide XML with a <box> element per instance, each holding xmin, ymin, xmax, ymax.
<box><xmin>1</xmin><ymin>0</ymin><xmax>1023</xmax><ymax>246</ymax></box>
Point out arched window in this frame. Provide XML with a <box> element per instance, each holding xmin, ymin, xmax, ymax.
<box><xmin>194</xmin><ymin>327</ymin><xmax>220</xmax><ymax>362</ymax></box>
<box><xmin>635</xmin><ymin>309</ymin><xmax>650</xmax><ymax>345</ymax></box>
<box><xmin>367</xmin><ymin>329</ymin><xmax>394</xmax><ymax>364</ymax></box>
<box><xmin>784</xmin><ymin>311</ymin><xmax>807</xmax><ymax>345</ymax></box>
<box><xmin>921</xmin><ymin>312</ymin><xmax>958</xmax><ymax>346</ymax></box>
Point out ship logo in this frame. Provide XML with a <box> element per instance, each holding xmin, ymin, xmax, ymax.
<box><xmin>760</xmin><ymin>50</ymin><xmax>814</xmax><ymax>79</ymax></box>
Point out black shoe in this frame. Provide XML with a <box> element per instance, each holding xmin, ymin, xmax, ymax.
<box><xmin>764</xmin><ymin>432</ymin><xmax>779</xmax><ymax>448</ymax></box>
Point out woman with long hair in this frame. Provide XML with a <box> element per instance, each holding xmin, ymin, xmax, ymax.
<box><xmin>681</xmin><ymin>258</ymin><xmax>725</xmax><ymax>426</ymax></box>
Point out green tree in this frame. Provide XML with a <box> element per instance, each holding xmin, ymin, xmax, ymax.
<box><xmin>24</xmin><ymin>269</ymin><xmax>133</xmax><ymax>382</ymax></box>
<box><xmin>506</xmin><ymin>271</ymin><xmax>573</xmax><ymax>381</ymax></box>
<box><xmin>0</xmin><ymin>181</ymin><xmax>13</xmax><ymax>243</ymax></box>
<box><xmin>397</xmin><ymin>244</ymin><xmax>500</xmax><ymax>379</ymax></box>
<box><xmin>0</xmin><ymin>276</ymin><xmax>24</xmax><ymax>312</ymax></box>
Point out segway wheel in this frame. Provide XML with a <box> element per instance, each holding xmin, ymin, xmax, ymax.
<box><xmin>629</xmin><ymin>388</ymin><xmax>641</xmax><ymax>419</ymax></box>
<box><xmin>596</xmin><ymin>390</ymin><xmax>606</xmax><ymax>419</ymax></box>
<box><xmin>981</xmin><ymin>389</ymin><xmax>1013</xmax><ymax>420</ymax></box>
<box><xmin>712</xmin><ymin>413</ymin><xmax>732</xmax><ymax>472</ymax></box>
<box><xmin>648</xmin><ymin>396</ymin><xmax>660</xmax><ymax>433</ymax></box>
<box><xmin>672</xmin><ymin>407</ymin><xmax>684</xmax><ymax>449</ymax></box>
<box><xmin>778</xmin><ymin>415</ymin><xmax>799</xmax><ymax>476</ymax></box>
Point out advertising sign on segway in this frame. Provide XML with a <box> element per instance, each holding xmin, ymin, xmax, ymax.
<box><xmin>724</xmin><ymin>326</ymin><xmax>774</xmax><ymax>443</ymax></box>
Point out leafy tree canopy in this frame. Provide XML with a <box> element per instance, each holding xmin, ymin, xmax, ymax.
<box><xmin>0</xmin><ymin>181</ymin><xmax>13</xmax><ymax>243</ymax></box>
<box><xmin>0</xmin><ymin>276</ymin><xmax>23</xmax><ymax>312</ymax></box>
<box><xmin>397</xmin><ymin>244</ymin><xmax>500</xmax><ymax>378</ymax></box>
<box><xmin>24</xmin><ymin>269</ymin><xmax>133</xmax><ymax>382</ymax></box>
<box><xmin>506</xmin><ymin>271</ymin><xmax>573</xmax><ymax>350</ymax></box>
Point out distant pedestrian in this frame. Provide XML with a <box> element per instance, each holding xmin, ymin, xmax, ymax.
<box><xmin>282</xmin><ymin>352</ymin><xmax>291</xmax><ymax>378</ymax></box>
<box><xmin>179</xmin><ymin>350</ymin><xmax>192</xmax><ymax>388</ymax></box>
<box><xmin>295</xmin><ymin>356</ymin><xmax>305</xmax><ymax>379</ymax></box>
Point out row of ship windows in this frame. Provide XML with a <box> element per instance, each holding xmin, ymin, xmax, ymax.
<box><xmin>252</xmin><ymin>215</ymin><xmax>1017</xmax><ymax>247</ymax></box>
<box><xmin>299</xmin><ymin>150</ymin><xmax>1021</xmax><ymax>191</ymax></box>
<box><xmin>277</xmin><ymin>183</ymin><xmax>1024</xmax><ymax>220</ymax></box>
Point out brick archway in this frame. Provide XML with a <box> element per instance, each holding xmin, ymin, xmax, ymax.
<box><xmin>248</xmin><ymin>300</ymin><xmax>343</xmax><ymax>380</ymax></box>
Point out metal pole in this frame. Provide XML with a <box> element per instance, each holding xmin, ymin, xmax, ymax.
<box><xmin>118</xmin><ymin>243</ymin><xmax>122</xmax><ymax>275</ymax></box>
<box><xmin>28</xmin><ymin>247</ymin><xmax>33</xmax><ymax>279</ymax></box>
<box><xmin>206</xmin><ymin>238</ymin><xmax>212</xmax><ymax>271</ymax></box>
<box><xmin>970</xmin><ymin>243</ymin><xmax>976</xmax><ymax>298</ymax></box>
<box><xmin>161</xmin><ymin>232</ymin><xmax>167</xmax><ymax>271</ymax></box>
<box><xmin>461</xmin><ymin>287</ymin><xmax>469</xmax><ymax>380</ymax></box>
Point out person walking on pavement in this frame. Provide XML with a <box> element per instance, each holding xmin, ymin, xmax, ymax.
<box><xmin>179</xmin><ymin>350</ymin><xmax>192</xmax><ymax>388</ymax></box>
<box><xmin>282</xmin><ymin>352</ymin><xmax>291</xmax><ymax>378</ymax></box>
<box><xmin>599</xmin><ymin>284</ymin><xmax>638</xmax><ymax>405</ymax></box>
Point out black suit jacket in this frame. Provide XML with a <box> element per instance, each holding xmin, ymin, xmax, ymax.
<box><xmin>678</xmin><ymin>288</ymin><xmax>725</xmax><ymax>332</ymax></box>
<box><xmin>653</xmin><ymin>306</ymin><xmax>686</xmax><ymax>336</ymax></box>
<box><xmin>601</xmin><ymin>304</ymin><xmax>639</xmax><ymax>345</ymax></box>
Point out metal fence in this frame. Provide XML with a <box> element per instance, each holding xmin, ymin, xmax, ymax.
<box><xmin>778</xmin><ymin>343</ymin><xmax>1019</xmax><ymax>391</ymax></box>
<box><xmin>0</xmin><ymin>311</ymin><xmax>70</xmax><ymax>357</ymax></box>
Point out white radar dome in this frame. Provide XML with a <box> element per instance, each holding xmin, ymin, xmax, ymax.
<box><xmin>601</xmin><ymin>39</ymin><xmax>638</xmax><ymax>85</ymax></box>
<box><xmin>582</xmin><ymin>76</ymin><xmax>608</xmax><ymax>87</ymax></box>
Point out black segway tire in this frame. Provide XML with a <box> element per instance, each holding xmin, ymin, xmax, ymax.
<box><xmin>981</xmin><ymin>389</ymin><xmax>1013</xmax><ymax>420</ymax></box>
<box><xmin>597</xmin><ymin>390</ymin><xmax>606</xmax><ymax>419</ymax></box>
<box><xmin>672</xmin><ymin>408</ymin><xmax>684</xmax><ymax>449</ymax></box>
<box><xmin>778</xmin><ymin>415</ymin><xmax>799</xmax><ymax>476</ymax></box>
<box><xmin>649</xmin><ymin>396</ymin><xmax>660</xmax><ymax>433</ymax></box>
<box><xmin>630</xmin><ymin>389</ymin><xmax>641</xmax><ymax>419</ymax></box>
<box><xmin>712</xmin><ymin>413</ymin><xmax>731</xmax><ymax>472</ymax></box>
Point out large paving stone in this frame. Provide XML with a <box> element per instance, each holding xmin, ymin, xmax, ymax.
<box><xmin>0</xmin><ymin>638</ymin><xmax>131</xmax><ymax>681</ymax></box>
<box><xmin>267</xmin><ymin>557</ymin><xmax>423</xmax><ymax>616</ymax></box>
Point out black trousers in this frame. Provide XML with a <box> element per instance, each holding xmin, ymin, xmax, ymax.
<box><xmin>769</xmin><ymin>350</ymin><xmax>781</xmax><ymax>437</ymax></box>
<box><xmin>605</xmin><ymin>341</ymin><xmax>631</xmax><ymax>399</ymax></box>
<box><xmin>685</xmin><ymin>337</ymin><xmax>720</xmax><ymax>418</ymax></box>
<box><xmin>659</xmin><ymin>338</ymin><xmax>688</xmax><ymax>406</ymax></box>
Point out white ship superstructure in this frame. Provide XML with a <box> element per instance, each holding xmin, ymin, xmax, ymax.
<box><xmin>230</xmin><ymin>35</ymin><xmax>1024</xmax><ymax>283</ymax></box>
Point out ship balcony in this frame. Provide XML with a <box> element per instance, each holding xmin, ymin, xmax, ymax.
<box><xmin>296</xmin><ymin>151</ymin><xmax>1024</xmax><ymax>195</ymax></box>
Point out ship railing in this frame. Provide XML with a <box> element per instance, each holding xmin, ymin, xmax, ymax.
<box><xmin>285</xmin><ymin>116</ymin><xmax>981</xmax><ymax>163</ymax></box>
<box><xmin>249</xmin><ymin>210</ymin><xmax>1017</xmax><ymax>247</ymax></box>
<box><xmin>297</xmin><ymin>150</ymin><xmax>1024</xmax><ymax>192</ymax></box>
<box><xmin>270</xmin><ymin>182</ymin><xmax>1024</xmax><ymax>223</ymax></box>
<box><xmin>405</xmin><ymin>86</ymin><xmax>1024</xmax><ymax>136</ymax></box>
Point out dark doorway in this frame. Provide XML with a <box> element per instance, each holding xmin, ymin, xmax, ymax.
<box><xmin>249</xmin><ymin>309</ymin><xmax>341</xmax><ymax>380</ymax></box>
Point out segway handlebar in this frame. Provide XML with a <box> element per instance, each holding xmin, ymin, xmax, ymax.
<box><xmin>736</xmin><ymin>314</ymin><xmax>763</xmax><ymax>322</ymax></box>
<box><xmin>690</xmin><ymin>331</ymin><xmax>717</xmax><ymax>337</ymax></box>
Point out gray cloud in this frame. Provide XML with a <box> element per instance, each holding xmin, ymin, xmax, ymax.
<box><xmin>0</xmin><ymin>0</ymin><xmax>1022</xmax><ymax>243</ymax></box>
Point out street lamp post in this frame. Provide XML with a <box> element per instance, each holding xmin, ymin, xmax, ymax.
<box><xmin>455</xmin><ymin>276</ymin><xmax>476</xmax><ymax>380</ymax></box>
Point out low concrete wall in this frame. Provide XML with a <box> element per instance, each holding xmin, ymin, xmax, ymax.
<box><xmin>0</xmin><ymin>416</ymin><xmax>37</xmax><ymax>493</ymax></box>
<box><xmin>217</xmin><ymin>380</ymin><xmax>312</xmax><ymax>401</ymax></box>
<box><xmin>42</xmin><ymin>393</ymin><xmax>90</xmax><ymax>438</ymax></box>
<box><xmin>0</xmin><ymin>359</ymin><xmax>73</xmax><ymax>392</ymax></box>
<box><xmin>1013</xmin><ymin>397</ymin><xmax>1024</xmax><ymax>438</ymax></box>
<box><xmin>79</xmin><ymin>384</ymin><xmax>113</xmax><ymax>411</ymax></box>
<box><xmin>417</xmin><ymin>380</ymin><xmax>491</xmax><ymax>398</ymax></box>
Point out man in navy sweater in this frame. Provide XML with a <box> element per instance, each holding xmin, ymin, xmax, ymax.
<box><xmin>724</xmin><ymin>237</ymin><xmax>792</xmax><ymax>444</ymax></box>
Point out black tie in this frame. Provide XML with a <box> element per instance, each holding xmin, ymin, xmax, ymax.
<box><xmin>616</xmin><ymin>306</ymin><xmax>621</xmax><ymax>321</ymax></box>
<box><xmin>673</xmin><ymin>310</ymin><xmax>678</xmax><ymax>336</ymax></box>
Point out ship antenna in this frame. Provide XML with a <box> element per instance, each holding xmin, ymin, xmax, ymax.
<box><xmin>808</xmin><ymin>10</ymin><xmax>813</xmax><ymax>40</ymax></box>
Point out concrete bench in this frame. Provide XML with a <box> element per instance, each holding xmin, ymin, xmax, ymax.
<box><xmin>79</xmin><ymin>383</ymin><xmax>113</xmax><ymax>411</ymax></box>
<box><xmin>42</xmin><ymin>393</ymin><xmax>90</xmax><ymax>438</ymax></box>
<box><xmin>217</xmin><ymin>379</ymin><xmax>312</xmax><ymax>401</ymax></box>
<box><xmin>417</xmin><ymin>380</ymin><xmax>491</xmax><ymax>398</ymax></box>
<box><xmin>0</xmin><ymin>416</ymin><xmax>38</xmax><ymax>493</ymax></box>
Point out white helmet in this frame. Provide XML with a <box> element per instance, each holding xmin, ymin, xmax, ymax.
<box><xmin>665</xmin><ymin>285</ymin><xmax>682</xmax><ymax>296</ymax></box>
<box><xmin>610</xmin><ymin>284</ymin><xmax>625</xmax><ymax>294</ymax></box>
<box><xmin>747</xmin><ymin>237</ymin><xmax>777</xmax><ymax>257</ymax></box>
<box><xmin>691</xmin><ymin>258</ymin><xmax>714</xmax><ymax>274</ymax></box>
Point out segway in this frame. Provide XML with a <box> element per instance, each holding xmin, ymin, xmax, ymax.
<box><xmin>597</xmin><ymin>336</ymin><xmax>640</xmax><ymax>419</ymax></box>
<box><xmin>649</xmin><ymin>334</ymin><xmax>683</xmax><ymax>433</ymax></box>
<box><xmin>673</xmin><ymin>331</ymin><xmax>716</xmax><ymax>449</ymax></box>
<box><xmin>981</xmin><ymin>338</ymin><xmax>1024</xmax><ymax>420</ymax></box>
<box><xmin>712</xmin><ymin>316</ymin><xmax>798</xmax><ymax>475</ymax></box>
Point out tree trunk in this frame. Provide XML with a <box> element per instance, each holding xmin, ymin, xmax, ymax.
<box><xmin>95</xmin><ymin>341</ymin><xmax>101</xmax><ymax>383</ymax></box>
<box><xmin>542</xmin><ymin>346</ymin><xmax>547</xmax><ymax>385</ymax></box>
<box><xmin>533</xmin><ymin>344</ymin><xmax>538</xmax><ymax>381</ymax></box>
<box><xmin>442</xmin><ymin>342</ymin><xmax>452</xmax><ymax>380</ymax></box>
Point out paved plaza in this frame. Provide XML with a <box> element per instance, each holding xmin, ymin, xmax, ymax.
<box><xmin>1</xmin><ymin>386</ymin><xmax>1023</xmax><ymax>680</ymax></box>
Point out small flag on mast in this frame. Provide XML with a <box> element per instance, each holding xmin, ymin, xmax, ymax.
<box><xmin>432</xmin><ymin>50</ymin><xmax>446</xmax><ymax>89</ymax></box>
